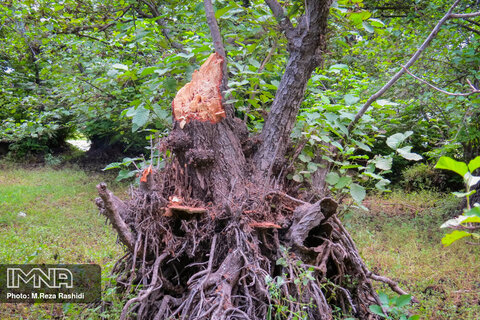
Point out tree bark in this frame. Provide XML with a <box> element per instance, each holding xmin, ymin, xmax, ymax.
<box><xmin>255</xmin><ymin>0</ymin><xmax>332</xmax><ymax>173</ymax></box>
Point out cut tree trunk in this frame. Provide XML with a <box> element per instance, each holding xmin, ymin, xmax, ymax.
<box><xmin>95</xmin><ymin>53</ymin><xmax>392</xmax><ymax>320</ymax></box>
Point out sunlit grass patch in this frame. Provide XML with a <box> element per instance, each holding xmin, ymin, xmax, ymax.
<box><xmin>0</xmin><ymin>167</ymin><xmax>127</xmax><ymax>319</ymax></box>
<box><xmin>347</xmin><ymin>191</ymin><xmax>480</xmax><ymax>320</ymax></box>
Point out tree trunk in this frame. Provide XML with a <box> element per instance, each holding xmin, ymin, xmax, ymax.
<box><xmin>94</xmin><ymin>2</ymin><xmax>399</xmax><ymax>319</ymax></box>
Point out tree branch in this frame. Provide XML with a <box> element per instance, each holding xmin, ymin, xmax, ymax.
<box><xmin>347</xmin><ymin>0</ymin><xmax>463</xmax><ymax>134</ymax></box>
<box><xmin>457</xmin><ymin>22</ymin><xmax>480</xmax><ymax>36</ymax></box>
<box><xmin>367</xmin><ymin>272</ymin><xmax>420</xmax><ymax>303</ymax></box>
<box><xmin>264</xmin><ymin>0</ymin><xmax>294</xmax><ymax>39</ymax></box>
<box><xmin>96</xmin><ymin>183</ymin><xmax>135</xmax><ymax>251</ymax></box>
<box><xmin>203</xmin><ymin>0</ymin><xmax>226</xmax><ymax>59</ymax></box>
<box><xmin>403</xmin><ymin>67</ymin><xmax>480</xmax><ymax>96</ymax></box>
<box><xmin>450</xmin><ymin>11</ymin><xmax>480</xmax><ymax>18</ymax></box>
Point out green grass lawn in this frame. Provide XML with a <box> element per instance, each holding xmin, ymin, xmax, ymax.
<box><xmin>0</xmin><ymin>166</ymin><xmax>126</xmax><ymax>319</ymax></box>
<box><xmin>347</xmin><ymin>190</ymin><xmax>480</xmax><ymax>320</ymax></box>
<box><xmin>0</xmin><ymin>167</ymin><xmax>479</xmax><ymax>319</ymax></box>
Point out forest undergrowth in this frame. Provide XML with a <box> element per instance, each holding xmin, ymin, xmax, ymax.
<box><xmin>0</xmin><ymin>167</ymin><xmax>478</xmax><ymax>319</ymax></box>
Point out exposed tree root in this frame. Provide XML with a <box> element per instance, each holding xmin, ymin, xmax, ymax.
<box><xmin>94</xmin><ymin>158</ymin><xmax>397</xmax><ymax>319</ymax></box>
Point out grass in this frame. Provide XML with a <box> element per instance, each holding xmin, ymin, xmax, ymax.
<box><xmin>346</xmin><ymin>190</ymin><xmax>480</xmax><ymax>319</ymax></box>
<box><xmin>1</xmin><ymin>167</ymin><xmax>479</xmax><ymax>319</ymax></box>
<box><xmin>0</xmin><ymin>165</ymin><xmax>127</xmax><ymax>319</ymax></box>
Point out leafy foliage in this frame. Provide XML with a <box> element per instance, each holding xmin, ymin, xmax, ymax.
<box><xmin>435</xmin><ymin>155</ymin><xmax>480</xmax><ymax>246</ymax></box>
<box><xmin>369</xmin><ymin>292</ymin><xmax>419</xmax><ymax>320</ymax></box>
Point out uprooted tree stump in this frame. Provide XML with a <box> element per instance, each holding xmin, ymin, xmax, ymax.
<box><xmin>95</xmin><ymin>53</ymin><xmax>407</xmax><ymax>320</ymax></box>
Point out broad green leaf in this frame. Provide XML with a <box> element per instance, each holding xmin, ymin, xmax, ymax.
<box><xmin>362</xmin><ymin>21</ymin><xmax>374</xmax><ymax>33</ymax></box>
<box><xmin>328</xmin><ymin>64</ymin><xmax>349</xmax><ymax>73</ymax></box>
<box><xmin>299</xmin><ymin>154</ymin><xmax>312</xmax><ymax>163</ymax></box>
<box><xmin>132</xmin><ymin>105</ymin><xmax>150</xmax><ymax>132</ymax></box>
<box><xmin>307</xmin><ymin>162</ymin><xmax>318</xmax><ymax>172</ymax></box>
<box><xmin>350</xmin><ymin>183</ymin><xmax>366</xmax><ymax>203</ymax></box>
<box><xmin>395</xmin><ymin>294</ymin><xmax>412</xmax><ymax>308</ymax></box>
<box><xmin>215</xmin><ymin>5</ymin><xmax>234</xmax><ymax>19</ymax></box>
<box><xmin>369</xmin><ymin>18</ymin><xmax>385</xmax><ymax>27</ymax></box>
<box><xmin>435</xmin><ymin>156</ymin><xmax>468</xmax><ymax>178</ymax></box>
<box><xmin>463</xmin><ymin>172</ymin><xmax>480</xmax><ymax>187</ymax></box>
<box><xmin>116</xmin><ymin>169</ymin><xmax>137</xmax><ymax>181</ymax></box>
<box><xmin>375</xmin><ymin>179</ymin><xmax>390</xmax><ymax>191</ymax></box>
<box><xmin>464</xmin><ymin>206</ymin><xmax>480</xmax><ymax>217</ymax></box>
<box><xmin>292</xmin><ymin>174</ymin><xmax>303</xmax><ymax>182</ymax></box>
<box><xmin>386</xmin><ymin>132</ymin><xmax>407</xmax><ymax>150</ymax></box>
<box><xmin>354</xmin><ymin>140</ymin><xmax>371</xmax><ymax>152</ymax></box>
<box><xmin>154</xmin><ymin>68</ymin><xmax>169</xmax><ymax>76</ymax></box>
<box><xmin>344</xmin><ymin>94</ymin><xmax>360</xmax><ymax>106</ymax></box>
<box><xmin>376</xmin><ymin>99</ymin><xmax>398</xmax><ymax>106</ymax></box>
<box><xmin>452</xmin><ymin>190</ymin><xmax>476</xmax><ymax>198</ymax></box>
<box><xmin>112</xmin><ymin>63</ymin><xmax>128</xmax><ymax>71</ymax></box>
<box><xmin>378</xmin><ymin>292</ymin><xmax>389</xmax><ymax>305</ymax></box>
<box><xmin>325</xmin><ymin>172</ymin><xmax>340</xmax><ymax>185</ymax></box>
<box><xmin>461</xmin><ymin>216</ymin><xmax>480</xmax><ymax>224</ymax></box>
<box><xmin>468</xmin><ymin>156</ymin><xmax>480</xmax><ymax>173</ymax></box>
<box><xmin>152</xmin><ymin>104</ymin><xmax>170</xmax><ymax>121</ymax></box>
<box><xmin>140</xmin><ymin>67</ymin><xmax>157</xmax><ymax>76</ymax></box>
<box><xmin>335</xmin><ymin>176</ymin><xmax>352</xmax><ymax>189</ymax></box>
<box><xmin>369</xmin><ymin>305</ymin><xmax>386</xmax><ymax>317</ymax></box>
<box><xmin>440</xmin><ymin>216</ymin><xmax>466</xmax><ymax>228</ymax></box>
<box><xmin>441</xmin><ymin>230</ymin><xmax>471</xmax><ymax>247</ymax></box>
<box><xmin>375</xmin><ymin>157</ymin><xmax>392</xmax><ymax>170</ymax></box>
<box><xmin>397</xmin><ymin>147</ymin><xmax>423</xmax><ymax>161</ymax></box>
<box><xmin>103</xmin><ymin>162</ymin><xmax>122</xmax><ymax>170</ymax></box>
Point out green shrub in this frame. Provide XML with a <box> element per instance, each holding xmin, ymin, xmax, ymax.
<box><xmin>401</xmin><ymin>163</ymin><xmax>439</xmax><ymax>191</ymax></box>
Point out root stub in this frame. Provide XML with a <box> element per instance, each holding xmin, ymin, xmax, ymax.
<box><xmin>96</xmin><ymin>173</ymin><xmax>400</xmax><ymax>320</ymax></box>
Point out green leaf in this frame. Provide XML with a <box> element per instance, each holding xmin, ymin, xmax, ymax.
<box><xmin>452</xmin><ymin>190</ymin><xmax>476</xmax><ymax>198</ymax></box>
<box><xmin>435</xmin><ymin>156</ymin><xmax>468</xmax><ymax>178</ymax></box>
<box><xmin>292</xmin><ymin>174</ymin><xmax>303</xmax><ymax>182</ymax></box>
<box><xmin>376</xmin><ymin>99</ymin><xmax>398</xmax><ymax>106</ymax></box>
<box><xmin>350</xmin><ymin>183</ymin><xmax>366</xmax><ymax>203</ymax></box>
<box><xmin>395</xmin><ymin>294</ymin><xmax>412</xmax><ymax>308</ymax></box>
<box><xmin>463</xmin><ymin>172</ymin><xmax>480</xmax><ymax>187</ymax></box>
<box><xmin>440</xmin><ymin>216</ymin><xmax>465</xmax><ymax>228</ymax></box>
<box><xmin>344</xmin><ymin>94</ymin><xmax>360</xmax><ymax>106</ymax></box>
<box><xmin>386</xmin><ymin>132</ymin><xmax>407</xmax><ymax>150</ymax></box>
<box><xmin>362</xmin><ymin>21</ymin><xmax>374</xmax><ymax>33</ymax></box>
<box><xmin>375</xmin><ymin>157</ymin><xmax>392</xmax><ymax>170</ymax></box>
<box><xmin>335</xmin><ymin>176</ymin><xmax>352</xmax><ymax>189</ymax></box>
<box><xmin>464</xmin><ymin>206</ymin><xmax>480</xmax><ymax>217</ymax></box>
<box><xmin>354</xmin><ymin>140</ymin><xmax>371</xmax><ymax>152</ymax></box>
<box><xmin>299</xmin><ymin>154</ymin><xmax>312</xmax><ymax>163</ymax></box>
<box><xmin>328</xmin><ymin>64</ymin><xmax>349</xmax><ymax>73</ymax></box>
<box><xmin>369</xmin><ymin>18</ymin><xmax>385</xmax><ymax>28</ymax></box>
<box><xmin>468</xmin><ymin>156</ymin><xmax>480</xmax><ymax>173</ymax></box>
<box><xmin>461</xmin><ymin>216</ymin><xmax>480</xmax><ymax>224</ymax></box>
<box><xmin>307</xmin><ymin>162</ymin><xmax>318</xmax><ymax>172</ymax></box>
<box><xmin>397</xmin><ymin>147</ymin><xmax>423</xmax><ymax>161</ymax></box>
<box><xmin>116</xmin><ymin>169</ymin><xmax>137</xmax><ymax>181</ymax></box>
<box><xmin>369</xmin><ymin>305</ymin><xmax>386</xmax><ymax>317</ymax></box>
<box><xmin>326</xmin><ymin>172</ymin><xmax>340</xmax><ymax>185</ymax></box>
<box><xmin>441</xmin><ymin>230</ymin><xmax>472</xmax><ymax>247</ymax></box>
<box><xmin>112</xmin><ymin>63</ymin><xmax>128</xmax><ymax>71</ymax></box>
<box><xmin>378</xmin><ymin>292</ymin><xmax>389</xmax><ymax>305</ymax></box>
<box><xmin>103</xmin><ymin>162</ymin><xmax>122</xmax><ymax>170</ymax></box>
<box><xmin>132</xmin><ymin>105</ymin><xmax>150</xmax><ymax>132</ymax></box>
<box><xmin>215</xmin><ymin>5</ymin><xmax>234</xmax><ymax>19</ymax></box>
<box><xmin>375</xmin><ymin>179</ymin><xmax>390</xmax><ymax>191</ymax></box>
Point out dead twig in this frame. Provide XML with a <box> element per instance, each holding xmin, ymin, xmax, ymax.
<box><xmin>367</xmin><ymin>272</ymin><xmax>420</xmax><ymax>303</ymax></box>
